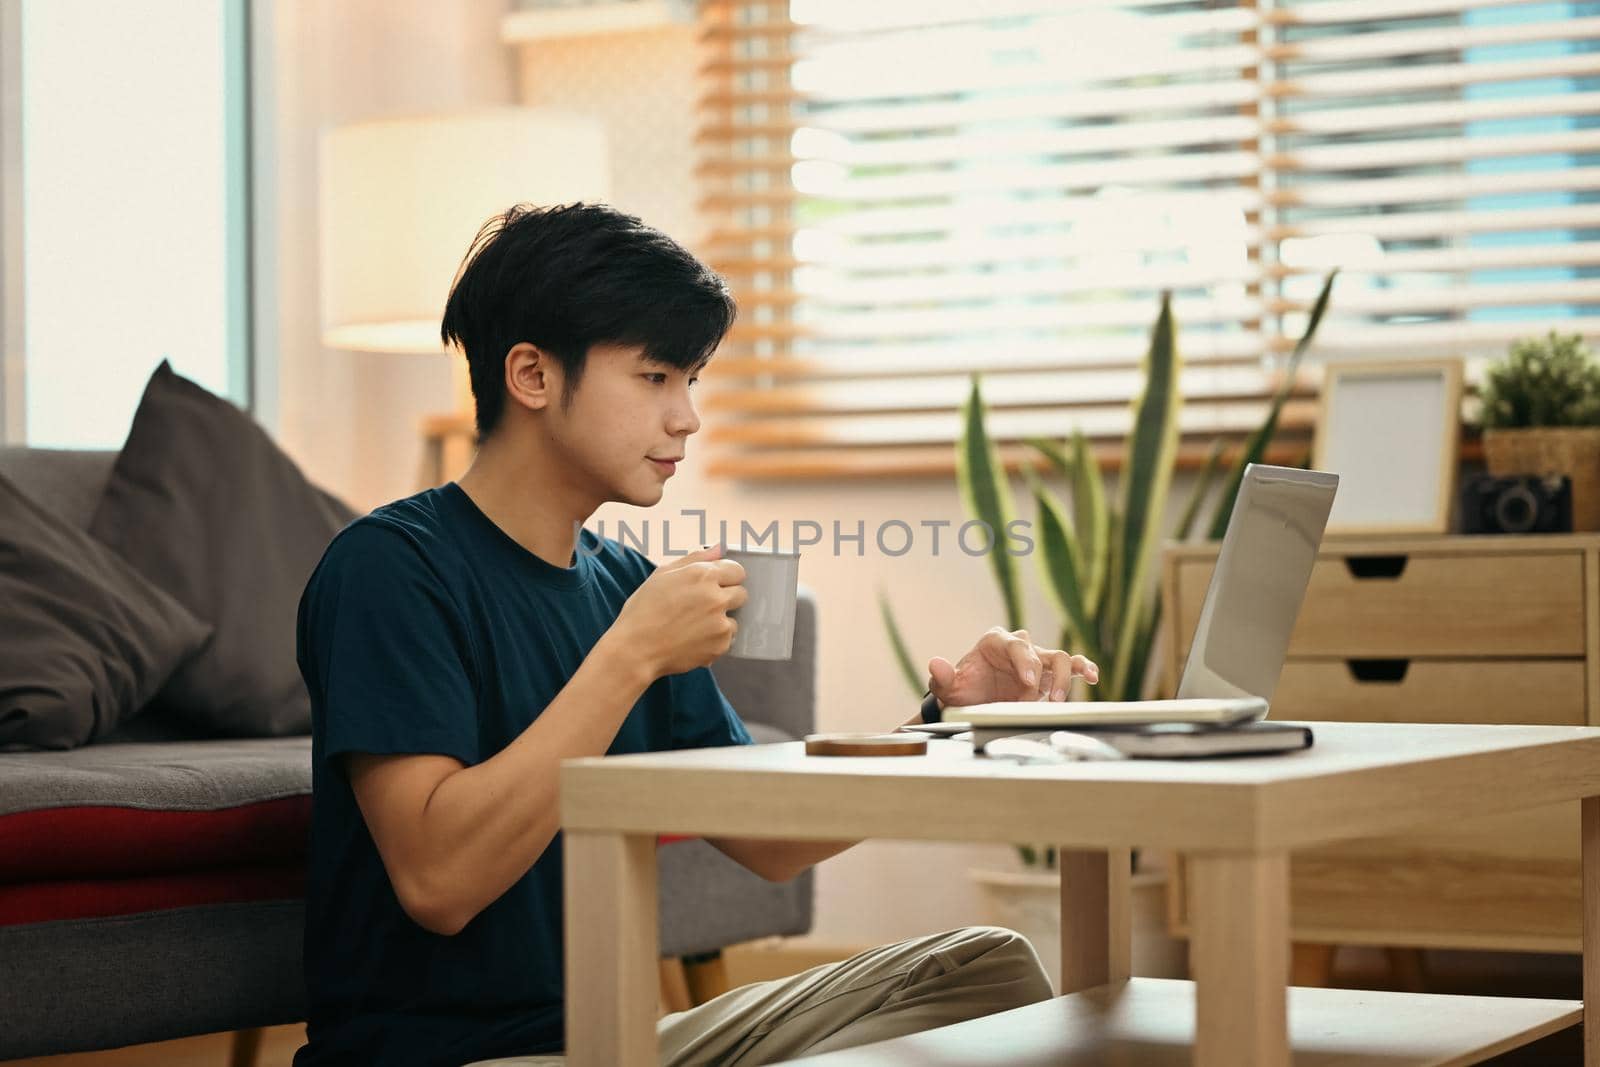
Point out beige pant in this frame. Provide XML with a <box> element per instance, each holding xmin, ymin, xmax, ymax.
<box><xmin>466</xmin><ymin>925</ymin><xmax>1052</xmax><ymax>1066</ymax></box>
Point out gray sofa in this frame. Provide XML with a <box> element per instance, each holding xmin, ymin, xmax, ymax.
<box><xmin>0</xmin><ymin>447</ymin><xmax>815</xmax><ymax>1060</ymax></box>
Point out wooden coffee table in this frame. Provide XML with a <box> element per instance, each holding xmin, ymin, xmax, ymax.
<box><xmin>560</xmin><ymin>722</ymin><xmax>1600</xmax><ymax>1066</ymax></box>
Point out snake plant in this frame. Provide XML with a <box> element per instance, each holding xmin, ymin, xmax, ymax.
<box><xmin>883</xmin><ymin>272</ymin><xmax>1337</xmax><ymax>704</ymax></box>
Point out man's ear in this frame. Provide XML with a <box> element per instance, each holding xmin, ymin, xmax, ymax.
<box><xmin>504</xmin><ymin>342</ymin><xmax>557</xmax><ymax>415</ymax></box>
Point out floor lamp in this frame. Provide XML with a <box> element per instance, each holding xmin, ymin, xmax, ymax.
<box><xmin>318</xmin><ymin>107</ymin><xmax>610</xmax><ymax>485</ymax></box>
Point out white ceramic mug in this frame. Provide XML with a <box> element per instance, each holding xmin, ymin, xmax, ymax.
<box><xmin>722</xmin><ymin>544</ymin><xmax>800</xmax><ymax>660</ymax></box>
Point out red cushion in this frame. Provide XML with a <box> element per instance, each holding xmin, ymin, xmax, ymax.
<box><xmin>0</xmin><ymin>865</ymin><xmax>306</xmax><ymax>927</ymax></box>
<box><xmin>0</xmin><ymin>797</ymin><xmax>686</xmax><ymax>927</ymax></box>
<box><xmin>0</xmin><ymin>797</ymin><xmax>311</xmax><ymax>882</ymax></box>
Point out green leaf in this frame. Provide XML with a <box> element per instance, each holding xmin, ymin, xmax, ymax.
<box><xmin>1109</xmin><ymin>292</ymin><xmax>1182</xmax><ymax>704</ymax></box>
<box><xmin>1024</xmin><ymin>436</ymin><xmax>1073</xmax><ymax>478</ymax></box>
<box><xmin>957</xmin><ymin>376</ymin><xmax>1025</xmax><ymax>631</ymax></box>
<box><xmin>1479</xmin><ymin>330</ymin><xmax>1600</xmax><ymax>429</ymax></box>
<box><xmin>1022</xmin><ymin>464</ymin><xmax>1101</xmax><ymax>665</ymax></box>
<box><xmin>1174</xmin><ymin>438</ymin><xmax>1225</xmax><ymax>542</ymax></box>
<box><xmin>1208</xmin><ymin>270</ymin><xmax>1338</xmax><ymax>541</ymax></box>
<box><xmin>1070</xmin><ymin>429</ymin><xmax>1110</xmax><ymax>613</ymax></box>
<box><xmin>877</xmin><ymin>588</ymin><xmax>925</xmax><ymax>697</ymax></box>
<box><xmin>1097</xmin><ymin>504</ymin><xmax>1125</xmax><ymax>695</ymax></box>
<box><xmin>1023</xmin><ymin>436</ymin><xmax>1085</xmax><ymax>582</ymax></box>
<box><xmin>1121</xmin><ymin>593</ymin><xmax>1162</xmax><ymax>701</ymax></box>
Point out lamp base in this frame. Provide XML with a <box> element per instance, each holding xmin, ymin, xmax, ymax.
<box><xmin>419</xmin><ymin>411</ymin><xmax>477</xmax><ymax>489</ymax></box>
<box><xmin>410</xmin><ymin>355</ymin><xmax>479</xmax><ymax>489</ymax></box>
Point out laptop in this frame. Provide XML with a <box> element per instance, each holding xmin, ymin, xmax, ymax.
<box><xmin>954</xmin><ymin>463</ymin><xmax>1340</xmax><ymax>730</ymax></box>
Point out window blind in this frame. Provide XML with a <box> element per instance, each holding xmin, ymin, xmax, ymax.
<box><xmin>695</xmin><ymin>0</ymin><xmax>1600</xmax><ymax>478</ymax></box>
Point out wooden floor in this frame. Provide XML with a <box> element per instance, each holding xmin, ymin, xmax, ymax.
<box><xmin>4</xmin><ymin>1026</ymin><xmax>307</xmax><ymax>1067</ymax></box>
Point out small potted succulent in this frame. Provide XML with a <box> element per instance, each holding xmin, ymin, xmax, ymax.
<box><xmin>1479</xmin><ymin>330</ymin><xmax>1600</xmax><ymax>531</ymax></box>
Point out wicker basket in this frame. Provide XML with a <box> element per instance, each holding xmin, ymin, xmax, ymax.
<box><xmin>1482</xmin><ymin>427</ymin><xmax>1600</xmax><ymax>532</ymax></box>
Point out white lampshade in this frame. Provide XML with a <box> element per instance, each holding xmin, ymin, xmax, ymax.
<box><xmin>318</xmin><ymin>108</ymin><xmax>609</xmax><ymax>354</ymax></box>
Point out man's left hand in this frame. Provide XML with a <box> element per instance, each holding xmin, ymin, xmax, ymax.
<box><xmin>928</xmin><ymin>627</ymin><xmax>1099</xmax><ymax>707</ymax></box>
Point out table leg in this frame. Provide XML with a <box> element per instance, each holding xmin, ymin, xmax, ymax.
<box><xmin>1058</xmin><ymin>847</ymin><xmax>1131</xmax><ymax>994</ymax></box>
<box><xmin>564</xmin><ymin>830</ymin><xmax>659</xmax><ymax>1067</ymax></box>
<box><xmin>1584</xmin><ymin>796</ymin><xmax>1600</xmax><ymax>1067</ymax></box>
<box><xmin>1189</xmin><ymin>851</ymin><xmax>1289</xmax><ymax>1067</ymax></box>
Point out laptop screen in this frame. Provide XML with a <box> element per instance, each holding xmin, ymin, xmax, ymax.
<box><xmin>1176</xmin><ymin>465</ymin><xmax>1339</xmax><ymax>704</ymax></box>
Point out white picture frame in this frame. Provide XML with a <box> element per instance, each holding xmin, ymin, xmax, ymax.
<box><xmin>1312</xmin><ymin>358</ymin><xmax>1464</xmax><ymax>537</ymax></box>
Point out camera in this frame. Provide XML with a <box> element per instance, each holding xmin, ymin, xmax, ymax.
<box><xmin>1459</xmin><ymin>473</ymin><xmax>1573</xmax><ymax>535</ymax></box>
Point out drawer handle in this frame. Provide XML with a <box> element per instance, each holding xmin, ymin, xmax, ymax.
<box><xmin>1346</xmin><ymin>659</ymin><xmax>1410</xmax><ymax>684</ymax></box>
<box><xmin>1344</xmin><ymin>555</ymin><xmax>1409</xmax><ymax>580</ymax></box>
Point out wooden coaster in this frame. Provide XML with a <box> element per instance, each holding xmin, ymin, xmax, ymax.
<box><xmin>804</xmin><ymin>732</ymin><xmax>930</xmax><ymax>757</ymax></box>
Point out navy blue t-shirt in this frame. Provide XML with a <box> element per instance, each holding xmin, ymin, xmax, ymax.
<box><xmin>291</xmin><ymin>483</ymin><xmax>752</xmax><ymax>1067</ymax></box>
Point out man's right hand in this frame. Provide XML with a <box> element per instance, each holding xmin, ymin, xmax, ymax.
<box><xmin>611</xmin><ymin>544</ymin><xmax>748</xmax><ymax>678</ymax></box>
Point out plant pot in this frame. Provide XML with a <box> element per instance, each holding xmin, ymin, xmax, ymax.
<box><xmin>969</xmin><ymin>866</ymin><xmax>1187</xmax><ymax>988</ymax></box>
<box><xmin>1483</xmin><ymin>427</ymin><xmax>1600</xmax><ymax>532</ymax></box>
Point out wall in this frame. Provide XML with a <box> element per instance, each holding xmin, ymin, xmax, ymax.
<box><xmin>515</xmin><ymin>22</ymin><xmax>703</xmax><ymax>248</ymax></box>
<box><xmin>254</xmin><ymin>0</ymin><xmax>514</xmax><ymax>507</ymax></box>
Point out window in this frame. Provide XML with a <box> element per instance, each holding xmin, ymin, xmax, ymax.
<box><xmin>695</xmin><ymin>0</ymin><xmax>1600</xmax><ymax>478</ymax></box>
<box><xmin>5</xmin><ymin>0</ymin><xmax>251</xmax><ymax>449</ymax></box>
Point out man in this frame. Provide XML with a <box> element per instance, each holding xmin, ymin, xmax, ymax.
<box><xmin>293</xmin><ymin>203</ymin><xmax>1100</xmax><ymax>1067</ymax></box>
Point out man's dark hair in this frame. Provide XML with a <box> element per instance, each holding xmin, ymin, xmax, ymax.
<box><xmin>441</xmin><ymin>202</ymin><xmax>738</xmax><ymax>438</ymax></box>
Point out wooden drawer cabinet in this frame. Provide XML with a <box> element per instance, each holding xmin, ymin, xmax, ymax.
<box><xmin>1161</xmin><ymin>533</ymin><xmax>1600</xmax><ymax>952</ymax></box>
<box><xmin>1273</xmin><ymin>660</ymin><xmax>1587</xmax><ymax>727</ymax></box>
<box><xmin>1172</xmin><ymin>549</ymin><xmax>1587</xmax><ymax>658</ymax></box>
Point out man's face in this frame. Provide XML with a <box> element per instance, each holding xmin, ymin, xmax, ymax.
<box><xmin>542</xmin><ymin>343</ymin><xmax>703</xmax><ymax>507</ymax></box>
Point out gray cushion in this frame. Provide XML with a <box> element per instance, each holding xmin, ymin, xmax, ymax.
<box><xmin>0</xmin><ymin>448</ymin><xmax>115</xmax><ymax>530</ymax></box>
<box><xmin>87</xmin><ymin>362</ymin><xmax>356</xmax><ymax>738</ymax></box>
<box><xmin>658</xmin><ymin>721</ymin><xmax>814</xmax><ymax>957</ymax></box>
<box><xmin>660</xmin><ymin>841</ymin><xmax>813</xmax><ymax>958</ymax></box>
<box><xmin>0</xmin><ymin>472</ymin><xmax>213</xmax><ymax>751</ymax></box>
<box><xmin>0</xmin><ymin>736</ymin><xmax>311</xmax><ymax>816</ymax></box>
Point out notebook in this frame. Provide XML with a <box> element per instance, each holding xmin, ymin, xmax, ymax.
<box><xmin>969</xmin><ymin>721</ymin><xmax>1314</xmax><ymax>760</ymax></box>
<box><xmin>943</xmin><ymin>464</ymin><xmax>1339</xmax><ymax>732</ymax></box>
<box><xmin>959</xmin><ymin>696</ymin><xmax>1267</xmax><ymax>730</ymax></box>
